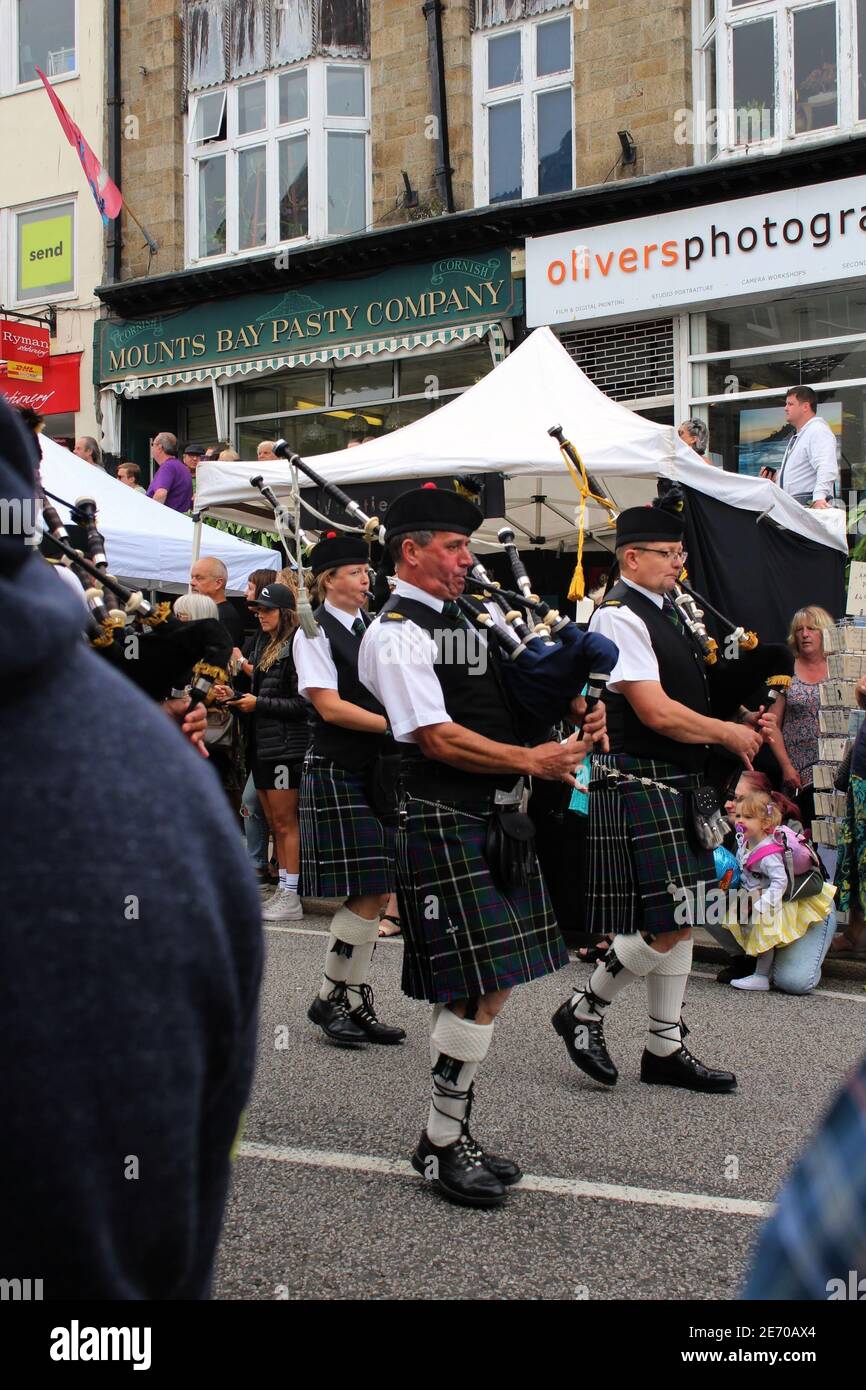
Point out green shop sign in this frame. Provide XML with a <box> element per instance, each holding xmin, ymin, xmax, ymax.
<box><xmin>95</xmin><ymin>250</ymin><xmax>521</xmax><ymax>383</ymax></box>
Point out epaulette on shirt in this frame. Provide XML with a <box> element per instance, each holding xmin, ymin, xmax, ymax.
<box><xmin>384</xmin><ymin>611</ymin><xmax>405</xmax><ymax>621</ymax></box>
<box><xmin>600</xmin><ymin>599</ymin><xmax>621</xmax><ymax>608</ymax></box>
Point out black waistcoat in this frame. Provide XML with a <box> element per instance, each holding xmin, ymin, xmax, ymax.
<box><xmin>600</xmin><ymin>580</ymin><xmax>711</xmax><ymax>774</ymax></box>
<box><xmin>378</xmin><ymin>593</ymin><xmax>522</xmax><ymax>802</ymax></box>
<box><xmin>310</xmin><ymin>606</ymin><xmax>386</xmax><ymax>772</ymax></box>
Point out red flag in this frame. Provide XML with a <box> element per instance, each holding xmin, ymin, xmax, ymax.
<box><xmin>36</xmin><ymin>68</ymin><xmax>123</xmax><ymax>223</ymax></box>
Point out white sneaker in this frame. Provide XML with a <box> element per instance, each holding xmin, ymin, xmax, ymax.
<box><xmin>260</xmin><ymin>888</ymin><xmax>304</xmax><ymax>922</ymax></box>
<box><xmin>730</xmin><ymin>974</ymin><xmax>769</xmax><ymax>991</ymax></box>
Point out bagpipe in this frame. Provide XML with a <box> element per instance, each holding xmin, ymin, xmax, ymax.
<box><xmin>40</xmin><ymin>491</ymin><xmax>230</xmax><ymax>706</ymax></box>
<box><xmin>253</xmin><ymin>441</ymin><xmax>619</xmax><ymax>742</ymax></box>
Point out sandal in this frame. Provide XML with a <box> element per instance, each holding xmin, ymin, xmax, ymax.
<box><xmin>378</xmin><ymin>914</ymin><xmax>402</xmax><ymax>938</ymax></box>
<box><xmin>576</xmin><ymin>937</ymin><xmax>612</xmax><ymax>965</ymax></box>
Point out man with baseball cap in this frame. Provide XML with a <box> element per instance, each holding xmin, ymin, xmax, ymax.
<box><xmin>358</xmin><ymin>486</ymin><xmax>606</xmax><ymax>1208</ymax></box>
<box><xmin>551</xmin><ymin>503</ymin><xmax>761</xmax><ymax>1094</ymax></box>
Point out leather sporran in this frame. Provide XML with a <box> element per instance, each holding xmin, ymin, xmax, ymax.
<box><xmin>484</xmin><ymin>807</ymin><xmax>536</xmax><ymax>890</ymax></box>
<box><xmin>685</xmin><ymin>784</ymin><xmax>728</xmax><ymax>852</ymax></box>
<box><xmin>364</xmin><ymin>753</ymin><xmax>401</xmax><ymax>823</ymax></box>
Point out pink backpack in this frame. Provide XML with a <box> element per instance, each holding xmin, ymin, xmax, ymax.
<box><xmin>744</xmin><ymin>826</ymin><xmax>823</xmax><ymax>901</ymax></box>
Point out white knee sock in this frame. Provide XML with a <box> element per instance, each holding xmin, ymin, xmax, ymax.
<box><xmin>644</xmin><ymin>937</ymin><xmax>693</xmax><ymax>1057</ymax></box>
<box><xmin>572</xmin><ymin>933</ymin><xmax>663</xmax><ymax>1021</ymax></box>
<box><xmin>427</xmin><ymin>1008</ymin><xmax>494</xmax><ymax>1147</ymax></box>
<box><xmin>345</xmin><ymin>940</ymin><xmax>377</xmax><ymax>1011</ymax></box>
<box><xmin>318</xmin><ymin>904</ymin><xmax>380</xmax><ymax>1000</ymax></box>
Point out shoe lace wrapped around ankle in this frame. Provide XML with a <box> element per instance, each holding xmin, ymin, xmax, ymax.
<box><xmin>458</xmin><ymin>1085</ymin><xmax>486</xmax><ymax>1164</ymax></box>
<box><xmin>325</xmin><ymin>979</ymin><xmax>353</xmax><ymax>1017</ymax></box>
<box><xmin>349</xmin><ymin>982</ymin><xmax>380</xmax><ymax>1023</ymax></box>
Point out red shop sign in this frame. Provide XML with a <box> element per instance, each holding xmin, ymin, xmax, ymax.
<box><xmin>0</xmin><ymin>350</ymin><xmax>81</xmax><ymax>414</ymax></box>
<box><xmin>0</xmin><ymin>318</ymin><xmax>51</xmax><ymax>365</ymax></box>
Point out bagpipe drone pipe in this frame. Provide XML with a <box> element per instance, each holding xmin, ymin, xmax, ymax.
<box><xmin>40</xmin><ymin>493</ymin><xmax>231</xmax><ymax>705</ymax></box>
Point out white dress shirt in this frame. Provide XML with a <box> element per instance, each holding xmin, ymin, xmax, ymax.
<box><xmin>777</xmin><ymin>415</ymin><xmax>838</xmax><ymax>502</ymax></box>
<box><xmin>293</xmin><ymin>600</ymin><xmax>363</xmax><ymax>697</ymax></box>
<box><xmin>589</xmin><ymin>578</ymin><xmax>662</xmax><ymax>691</ymax></box>
<box><xmin>358</xmin><ymin>579</ymin><xmax>451</xmax><ymax>742</ymax></box>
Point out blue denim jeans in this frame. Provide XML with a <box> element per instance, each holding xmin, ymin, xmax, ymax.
<box><xmin>704</xmin><ymin>909</ymin><xmax>836</xmax><ymax>995</ymax></box>
<box><xmin>240</xmin><ymin>771</ymin><xmax>269</xmax><ymax>870</ymax></box>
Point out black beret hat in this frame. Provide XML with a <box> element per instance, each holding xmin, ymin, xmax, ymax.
<box><xmin>309</xmin><ymin>533</ymin><xmax>369</xmax><ymax>577</ymax></box>
<box><xmin>615</xmin><ymin>505</ymin><xmax>684</xmax><ymax>547</ymax></box>
<box><xmin>182</xmin><ymin>442</ymin><xmax>207</xmax><ymax>457</ymax></box>
<box><xmin>250</xmin><ymin>582</ymin><xmax>296</xmax><ymax>611</ymax></box>
<box><xmin>384</xmin><ymin>484</ymin><xmax>482</xmax><ymax>542</ymax></box>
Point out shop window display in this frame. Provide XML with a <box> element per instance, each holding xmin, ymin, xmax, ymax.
<box><xmin>689</xmin><ymin>291</ymin><xmax>866</xmax><ymax>489</ymax></box>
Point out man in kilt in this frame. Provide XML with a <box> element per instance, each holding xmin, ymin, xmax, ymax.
<box><xmin>359</xmin><ymin>487</ymin><xmax>605</xmax><ymax>1208</ymax></box>
<box><xmin>294</xmin><ymin>534</ymin><xmax>405</xmax><ymax>1049</ymax></box>
<box><xmin>552</xmin><ymin>505</ymin><xmax>762</xmax><ymax>1092</ymax></box>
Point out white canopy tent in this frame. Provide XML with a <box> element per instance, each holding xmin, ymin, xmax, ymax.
<box><xmin>38</xmin><ymin>435</ymin><xmax>281</xmax><ymax>594</ymax></box>
<box><xmin>193</xmin><ymin>326</ymin><xmax>847</xmax><ymax>557</ymax></box>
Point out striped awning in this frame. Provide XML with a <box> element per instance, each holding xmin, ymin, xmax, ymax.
<box><xmin>110</xmin><ymin>322</ymin><xmax>505</xmax><ymax>396</ymax></box>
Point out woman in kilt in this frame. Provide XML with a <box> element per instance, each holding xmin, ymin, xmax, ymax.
<box><xmin>551</xmin><ymin>506</ymin><xmax>761</xmax><ymax>1093</ymax></box>
<box><xmin>293</xmin><ymin>535</ymin><xmax>405</xmax><ymax>1049</ymax></box>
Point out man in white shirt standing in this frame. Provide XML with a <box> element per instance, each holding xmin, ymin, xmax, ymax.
<box><xmin>760</xmin><ymin>386</ymin><xmax>838</xmax><ymax>508</ymax></box>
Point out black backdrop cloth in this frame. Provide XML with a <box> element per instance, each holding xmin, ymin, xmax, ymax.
<box><xmin>681</xmin><ymin>487</ymin><xmax>845</xmax><ymax>642</ymax></box>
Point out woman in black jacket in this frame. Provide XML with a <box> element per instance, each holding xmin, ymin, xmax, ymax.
<box><xmin>221</xmin><ymin>583</ymin><xmax>310</xmax><ymax>922</ymax></box>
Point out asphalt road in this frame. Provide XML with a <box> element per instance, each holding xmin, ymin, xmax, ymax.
<box><xmin>213</xmin><ymin>908</ymin><xmax>866</xmax><ymax>1302</ymax></box>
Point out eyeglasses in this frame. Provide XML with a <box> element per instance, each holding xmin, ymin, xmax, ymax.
<box><xmin>631</xmin><ymin>546</ymin><xmax>687</xmax><ymax>564</ymax></box>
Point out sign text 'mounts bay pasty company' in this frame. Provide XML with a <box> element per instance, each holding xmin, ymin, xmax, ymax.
<box><xmin>96</xmin><ymin>252</ymin><xmax>521</xmax><ymax>382</ymax></box>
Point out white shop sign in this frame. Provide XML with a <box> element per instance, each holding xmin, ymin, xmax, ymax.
<box><xmin>526</xmin><ymin>174</ymin><xmax>866</xmax><ymax>329</ymax></box>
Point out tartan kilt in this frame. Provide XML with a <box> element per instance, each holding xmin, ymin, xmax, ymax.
<box><xmin>299</xmin><ymin>754</ymin><xmax>395</xmax><ymax>899</ymax></box>
<box><xmin>586</xmin><ymin>754</ymin><xmax>716</xmax><ymax>937</ymax></box>
<box><xmin>396</xmin><ymin>794</ymin><xmax>568</xmax><ymax>1003</ymax></box>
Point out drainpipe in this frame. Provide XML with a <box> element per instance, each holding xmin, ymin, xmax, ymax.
<box><xmin>106</xmin><ymin>0</ymin><xmax>122</xmax><ymax>283</ymax></box>
<box><xmin>421</xmin><ymin>0</ymin><xmax>454</xmax><ymax>213</ymax></box>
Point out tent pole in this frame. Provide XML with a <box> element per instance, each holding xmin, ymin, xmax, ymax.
<box><xmin>192</xmin><ymin>511</ymin><xmax>203</xmax><ymax>571</ymax></box>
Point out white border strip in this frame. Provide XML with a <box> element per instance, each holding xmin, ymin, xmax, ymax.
<box><xmin>237</xmin><ymin>1141</ymin><xmax>773</xmax><ymax>1218</ymax></box>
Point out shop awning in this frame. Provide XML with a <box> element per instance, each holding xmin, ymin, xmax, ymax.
<box><xmin>109</xmin><ymin>322</ymin><xmax>505</xmax><ymax>396</ymax></box>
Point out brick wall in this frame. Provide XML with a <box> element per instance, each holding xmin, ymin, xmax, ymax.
<box><xmin>558</xmin><ymin>318</ymin><xmax>674</xmax><ymax>400</ymax></box>
<box><xmin>573</xmin><ymin>0</ymin><xmax>691</xmax><ymax>185</ymax></box>
<box><xmin>118</xmin><ymin>0</ymin><xmax>185</xmax><ymax>280</ymax></box>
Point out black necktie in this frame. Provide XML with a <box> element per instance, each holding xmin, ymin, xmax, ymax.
<box><xmin>351</xmin><ymin>616</ymin><xmax>366</xmax><ymax>638</ymax></box>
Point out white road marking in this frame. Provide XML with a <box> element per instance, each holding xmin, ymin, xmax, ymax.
<box><xmin>237</xmin><ymin>1140</ymin><xmax>773</xmax><ymax>1218</ymax></box>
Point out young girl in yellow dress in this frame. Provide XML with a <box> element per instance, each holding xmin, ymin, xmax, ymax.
<box><xmin>726</xmin><ymin>791</ymin><xmax>836</xmax><ymax>992</ymax></box>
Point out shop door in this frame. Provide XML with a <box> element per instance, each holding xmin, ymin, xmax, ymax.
<box><xmin>123</xmin><ymin>396</ymin><xmax>178</xmax><ymax>486</ymax></box>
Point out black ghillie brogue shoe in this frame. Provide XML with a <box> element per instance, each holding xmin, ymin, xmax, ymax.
<box><xmin>551</xmin><ymin>998</ymin><xmax>618</xmax><ymax>1086</ymax></box>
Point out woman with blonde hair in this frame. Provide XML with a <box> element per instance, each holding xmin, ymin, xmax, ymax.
<box><xmin>761</xmin><ymin>605</ymin><xmax>834</xmax><ymax>828</ymax></box>
<box><xmin>293</xmin><ymin>535</ymin><xmax>405</xmax><ymax>1048</ymax></box>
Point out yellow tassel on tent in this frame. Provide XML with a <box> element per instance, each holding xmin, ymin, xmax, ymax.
<box><xmin>554</xmin><ymin>433</ymin><xmax>616</xmax><ymax>603</ymax></box>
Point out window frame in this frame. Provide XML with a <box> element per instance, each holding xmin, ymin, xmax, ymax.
<box><xmin>185</xmin><ymin>59</ymin><xmax>370</xmax><ymax>265</ymax></box>
<box><xmin>692</xmin><ymin>0</ymin><xmax>863</xmax><ymax>161</ymax></box>
<box><xmin>472</xmin><ymin>12</ymin><xmax>574</xmax><ymax>208</ymax></box>
<box><xmin>1</xmin><ymin>0</ymin><xmax>79</xmax><ymax>94</ymax></box>
<box><xmin>9</xmin><ymin>194</ymin><xmax>77</xmax><ymax>308</ymax></box>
